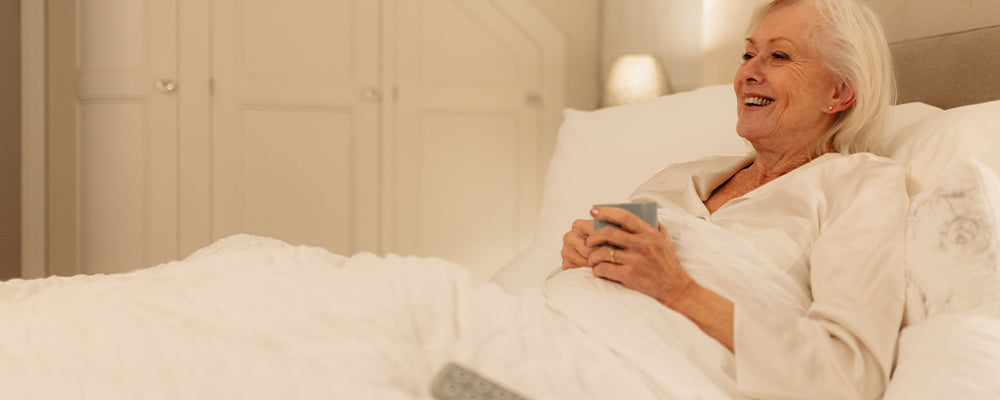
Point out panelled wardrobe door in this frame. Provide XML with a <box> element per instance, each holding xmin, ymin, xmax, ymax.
<box><xmin>390</xmin><ymin>0</ymin><xmax>564</xmax><ymax>278</ymax></box>
<box><xmin>210</xmin><ymin>0</ymin><xmax>381</xmax><ymax>255</ymax></box>
<box><xmin>77</xmin><ymin>0</ymin><xmax>180</xmax><ymax>274</ymax></box>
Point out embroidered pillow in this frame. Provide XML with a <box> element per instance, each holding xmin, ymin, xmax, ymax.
<box><xmin>903</xmin><ymin>158</ymin><xmax>1000</xmax><ymax>326</ymax></box>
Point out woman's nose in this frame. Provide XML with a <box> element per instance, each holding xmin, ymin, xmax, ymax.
<box><xmin>737</xmin><ymin>58</ymin><xmax>763</xmax><ymax>84</ymax></box>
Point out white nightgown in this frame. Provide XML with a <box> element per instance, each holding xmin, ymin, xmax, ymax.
<box><xmin>630</xmin><ymin>152</ymin><xmax>908</xmax><ymax>400</ymax></box>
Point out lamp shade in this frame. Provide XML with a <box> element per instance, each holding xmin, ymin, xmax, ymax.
<box><xmin>601</xmin><ymin>54</ymin><xmax>670</xmax><ymax>107</ymax></box>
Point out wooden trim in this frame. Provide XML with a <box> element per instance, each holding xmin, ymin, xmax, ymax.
<box><xmin>177</xmin><ymin>0</ymin><xmax>212</xmax><ymax>257</ymax></box>
<box><xmin>379</xmin><ymin>0</ymin><xmax>396</xmax><ymax>254</ymax></box>
<box><xmin>20</xmin><ymin>0</ymin><xmax>46</xmax><ymax>279</ymax></box>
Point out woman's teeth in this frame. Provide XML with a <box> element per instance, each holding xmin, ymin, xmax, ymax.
<box><xmin>745</xmin><ymin>96</ymin><xmax>774</xmax><ymax>106</ymax></box>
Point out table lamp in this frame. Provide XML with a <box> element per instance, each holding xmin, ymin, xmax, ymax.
<box><xmin>602</xmin><ymin>54</ymin><xmax>670</xmax><ymax>107</ymax></box>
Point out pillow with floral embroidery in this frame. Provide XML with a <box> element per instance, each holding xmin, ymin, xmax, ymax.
<box><xmin>903</xmin><ymin>158</ymin><xmax>1000</xmax><ymax>326</ymax></box>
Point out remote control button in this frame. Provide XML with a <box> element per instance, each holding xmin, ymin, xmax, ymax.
<box><xmin>441</xmin><ymin>381</ymin><xmax>463</xmax><ymax>397</ymax></box>
<box><xmin>451</xmin><ymin>367</ymin><xmax>473</xmax><ymax>383</ymax></box>
<box><xmin>472</xmin><ymin>378</ymin><xmax>493</xmax><ymax>393</ymax></box>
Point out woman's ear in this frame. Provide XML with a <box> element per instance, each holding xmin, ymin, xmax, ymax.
<box><xmin>827</xmin><ymin>81</ymin><xmax>855</xmax><ymax>113</ymax></box>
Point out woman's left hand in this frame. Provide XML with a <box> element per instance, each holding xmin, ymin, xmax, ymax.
<box><xmin>586</xmin><ymin>206</ymin><xmax>696</xmax><ymax>308</ymax></box>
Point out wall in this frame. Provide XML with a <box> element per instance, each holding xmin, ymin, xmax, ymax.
<box><xmin>700</xmin><ymin>0</ymin><xmax>763</xmax><ymax>87</ymax></box>
<box><xmin>600</xmin><ymin>0</ymin><xmax>764</xmax><ymax>93</ymax></box>
<box><xmin>1</xmin><ymin>0</ymin><xmax>20</xmax><ymax>279</ymax></box>
<box><xmin>601</xmin><ymin>0</ymin><xmax>704</xmax><ymax>94</ymax></box>
<box><xmin>530</xmin><ymin>0</ymin><xmax>601</xmax><ymax>110</ymax></box>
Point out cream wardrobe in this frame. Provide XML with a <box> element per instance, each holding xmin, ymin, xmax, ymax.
<box><xmin>76</xmin><ymin>0</ymin><xmax>566</xmax><ymax>279</ymax></box>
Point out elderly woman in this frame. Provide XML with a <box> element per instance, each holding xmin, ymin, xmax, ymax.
<box><xmin>561</xmin><ymin>0</ymin><xmax>904</xmax><ymax>398</ymax></box>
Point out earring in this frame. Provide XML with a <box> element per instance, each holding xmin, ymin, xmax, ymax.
<box><xmin>828</xmin><ymin>106</ymin><xmax>833</xmax><ymax>111</ymax></box>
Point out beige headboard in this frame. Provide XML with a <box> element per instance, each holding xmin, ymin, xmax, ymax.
<box><xmin>891</xmin><ymin>25</ymin><xmax>1000</xmax><ymax>109</ymax></box>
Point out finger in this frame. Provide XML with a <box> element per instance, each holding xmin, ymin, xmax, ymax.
<box><xmin>592</xmin><ymin>262</ymin><xmax>624</xmax><ymax>284</ymax></box>
<box><xmin>563</xmin><ymin>228</ymin><xmax>583</xmax><ymax>247</ymax></box>
<box><xmin>565</xmin><ymin>230</ymin><xmax>591</xmax><ymax>257</ymax></box>
<box><xmin>571</xmin><ymin>219</ymin><xmax>594</xmax><ymax>236</ymax></box>
<box><xmin>562</xmin><ymin>257</ymin><xmax>587</xmax><ymax>270</ymax></box>
<box><xmin>586</xmin><ymin>224</ymin><xmax>630</xmax><ymax>250</ymax></box>
<box><xmin>587</xmin><ymin>245</ymin><xmax>618</xmax><ymax>268</ymax></box>
<box><xmin>591</xmin><ymin>207</ymin><xmax>656</xmax><ymax>234</ymax></box>
<box><xmin>561</xmin><ymin>245</ymin><xmax>590</xmax><ymax>269</ymax></box>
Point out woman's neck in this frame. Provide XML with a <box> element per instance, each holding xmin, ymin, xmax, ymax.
<box><xmin>745</xmin><ymin>150</ymin><xmax>817</xmax><ymax>186</ymax></box>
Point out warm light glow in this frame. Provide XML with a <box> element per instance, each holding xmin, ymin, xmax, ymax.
<box><xmin>602</xmin><ymin>54</ymin><xmax>670</xmax><ymax>107</ymax></box>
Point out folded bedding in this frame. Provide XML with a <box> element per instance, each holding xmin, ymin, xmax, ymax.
<box><xmin>0</xmin><ymin>207</ymin><xmax>808</xmax><ymax>399</ymax></box>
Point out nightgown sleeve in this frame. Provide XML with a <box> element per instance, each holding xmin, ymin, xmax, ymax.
<box><xmin>733</xmin><ymin>159</ymin><xmax>907</xmax><ymax>400</ymax></box>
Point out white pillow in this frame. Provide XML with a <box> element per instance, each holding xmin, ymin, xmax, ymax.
<box><xmin>884</xmin><ymin>101</ymin><xmax>945</xmax><ymax>136</ymax></box>
<box><xmin>888</xmin><ymin>100</ymin><xmax>1000</xmax><ymax>196</ymax></box>
<box><xmin>884</xmin><ymin>314</ymin><xmax>1000</xmax><ymax>400</ymax></box>
<box><xmin>903</xmin><ymin>159</ymin><xmax>1000</xmax><ymax>326</ymax></box>
<box><xmin>530</xmin><ymin>84</ymin><xmax>750</xmax><ymax>254</ymax></box>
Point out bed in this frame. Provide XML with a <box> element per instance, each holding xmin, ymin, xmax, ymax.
<box><xmin>4</xmin><ymin>26</ymin><xmax>1000</xmax><ymax>399</ymax></box>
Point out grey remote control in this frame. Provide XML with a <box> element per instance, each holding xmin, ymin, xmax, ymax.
<box><xmin>430</xmin><ymin>362</ymin><xmax>529</xmax><ymax>400</ymax></box>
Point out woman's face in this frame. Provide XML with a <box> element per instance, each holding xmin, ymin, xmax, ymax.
<box><xmin>734</xmin><ymin>2</ymin><xmax>844</xmax><ymax>153</ymax></box>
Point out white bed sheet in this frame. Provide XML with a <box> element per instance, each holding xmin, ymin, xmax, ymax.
<box><xmin>0</xmin><ymin>204</ymin><xmax>808</xmax><ymax>399</ymax></box>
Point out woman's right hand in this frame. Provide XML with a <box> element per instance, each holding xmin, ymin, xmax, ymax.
<box><xmin>560</xmin><ymin>219</ymin><xmax>595</xmax><ymax>270</ymax></box>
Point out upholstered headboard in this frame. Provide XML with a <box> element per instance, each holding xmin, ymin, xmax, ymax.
<box><xmin>891</xmin><ymin>25</ymin><xmax>1000</xmax><ymax>109</ymax></box>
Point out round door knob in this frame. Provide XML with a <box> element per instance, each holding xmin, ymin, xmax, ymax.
<box><xmin>156</xmin><ymin>79</ymin><xmax>177</xmax><ymax>93</ymax></box>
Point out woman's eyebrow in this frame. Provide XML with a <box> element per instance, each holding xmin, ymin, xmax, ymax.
<box><xmin>745</xmin><ymin>37</ymin><xmax>797</xmax><ymax>49</ymax></box>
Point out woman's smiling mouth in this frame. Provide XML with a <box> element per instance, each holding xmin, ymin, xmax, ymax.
<box><xmin>744</xmin><ymin>96</ymin><xmax>774</xmax><ymax>106</ymax></box>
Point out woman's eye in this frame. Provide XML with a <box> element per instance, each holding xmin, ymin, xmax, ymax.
<box><xmin>741</xmin><ymin>52</ymin><xmax>754</xmax><ymax>61</ymax></box>
<box><xmin>772</xmin><ymin>52</ymin><xmax>790</xmax><ymax>60</ymax></box>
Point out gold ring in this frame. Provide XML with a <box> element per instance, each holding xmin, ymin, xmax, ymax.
<box><xmin>610</xmin><ymin>248</ymin><xmax>616</xmax><ymax>263</ymax></box>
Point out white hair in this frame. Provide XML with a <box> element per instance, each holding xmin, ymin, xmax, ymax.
<box><xmin>747</xmin><ymin>0</ymin><xmax>896</xmax><ymax>156</ymax></box>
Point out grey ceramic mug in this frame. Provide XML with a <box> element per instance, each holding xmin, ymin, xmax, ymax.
<box><xmin>592</xmin><ymin>202</ymin><xmax>658</xmax><ymax>230</ymax></box>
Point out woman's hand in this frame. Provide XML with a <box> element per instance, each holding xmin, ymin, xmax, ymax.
<box><xmin>560</xmin><ymin>219</ymin><xmax>595</xmax><ymax>270</ymax></box>
<box><xmin>585</xmin><ymin>206</ymin><xmax>696</xmax><ymax>308</ymax></box>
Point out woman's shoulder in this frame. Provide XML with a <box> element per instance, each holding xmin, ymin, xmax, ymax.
<box><xmin>811</xmin><ymin>152</ymin><xmax>904</xmax><ymax>179</ymax></box>
<box><xmin>812</xmin><ymin>152</ymin><xmax>908</xmax><ymax>203</ymax></box>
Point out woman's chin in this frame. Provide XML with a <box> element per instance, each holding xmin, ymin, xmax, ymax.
<box><xmin>735</xmin><ymin>125</ymin><xmax>767</xmax><ymax>142</ymax></box>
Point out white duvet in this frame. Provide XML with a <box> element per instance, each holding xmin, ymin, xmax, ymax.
<box><xmin>0</xmin><ymin>210</ymin><xmax>809</xmax><ymax>399</ymax></box>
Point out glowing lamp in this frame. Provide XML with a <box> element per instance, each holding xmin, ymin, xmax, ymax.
<box><xmin>602</xmin><ymin>54</ymin><xmax>670</xmax><ymax>107</ymax></box>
